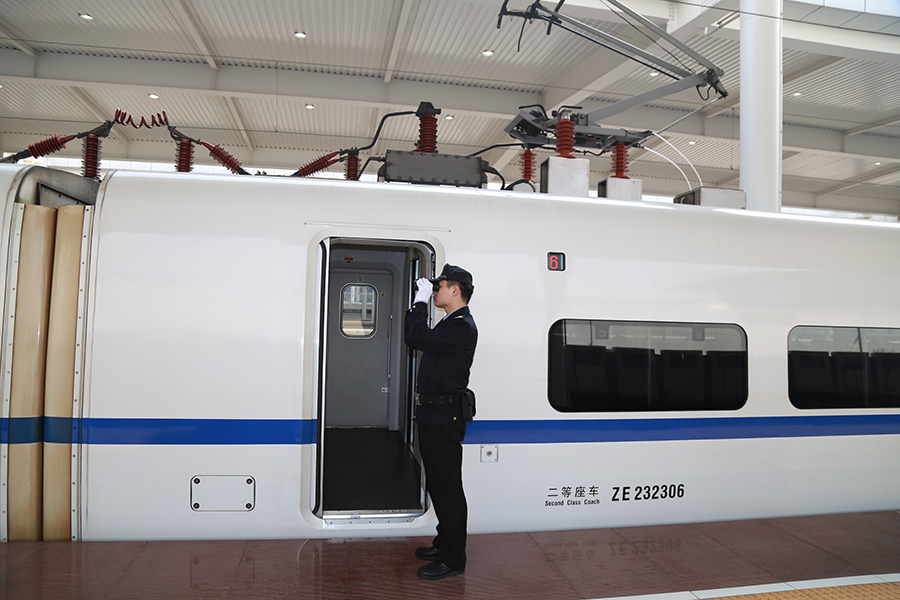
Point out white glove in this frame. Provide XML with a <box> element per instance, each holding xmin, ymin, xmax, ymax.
<box><xmin>414</xmin><ymin>277</ymin><xmax>433</xmax><ymax>304</ymax></box>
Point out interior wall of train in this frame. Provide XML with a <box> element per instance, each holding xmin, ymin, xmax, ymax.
<box><xmin>1</xmin><ymin>164</ymin><xmax>898</xmax><ymax>544</ymax></box>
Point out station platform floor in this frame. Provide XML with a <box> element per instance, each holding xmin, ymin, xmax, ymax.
<box><xmin>1</xmin><ymin>510</ymin><xmax>898</xmax><ymax>600</ymax></box>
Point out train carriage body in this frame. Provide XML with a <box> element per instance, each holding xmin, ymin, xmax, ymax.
<box><xmin>1</xmin><ymin>164</ymin><xmax>898</xmax><ymax>542</ymax></box>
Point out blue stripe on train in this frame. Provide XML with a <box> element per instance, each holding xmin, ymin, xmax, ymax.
<box><xmin>1</xmin><ymin>414</ymin><xmax>899</xmax><ymax>445</ymax></box>
<box><xmin>1</xmin><ymin>417</ymin><xmax>318</xmax><ymax>445</ymax></box>
<box><xmin>464</xmin><ymin>414</ymin><xmax>900</xmax><ymax>444</ymax></box>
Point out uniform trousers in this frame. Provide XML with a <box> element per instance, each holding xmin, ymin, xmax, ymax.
<box><xmin>417</xmin><ymin>420</ymin><xmax>467</xmax><ymax>570</ymax></box>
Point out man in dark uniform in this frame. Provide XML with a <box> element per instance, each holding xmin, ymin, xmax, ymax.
<box><xmin>404</xmin><ymin>263</ymin><xmax>477</xmax><ymax>580</ymax></box>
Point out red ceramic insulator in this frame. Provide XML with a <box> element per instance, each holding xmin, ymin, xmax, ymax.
<box><xmin>28</xmin><ymin>134</ymin><xmax>76</xmax><ymax>158</ymax></box>
<box><xmin>176</xmin><ymin>139</ymin><xmax>194</xmax><ymax>172</ymax></box>
<box><xmin>113</xmin><ymin>108</ymin><xmax>169</xmax><ymax>129</ymax></box>
<box><xmin>611</xmin><ymin>142</ymin><xmax>630</xmax><ymax>179</ymax></box>
<box><xmin>416</xmin><ymin>114</ymin><xmax>438</xmax><ymax>153</ymax></box>
<box><xmin>555</xmin><ymin>118</ymin><xmax>575</xmax><ymax>158</ymax></box>
<box><xmin>296</xmin><ymin>151</ymin><xmax>340</xmax><ymax>177</ymax></box>
<box><xmin>520</xmin><ymin>148</ymin><xmax>535</xmax><ymax>182</ymax></box>
<box><xmin>345</xmin><ymin>153</ymin><xmax>359</xmax><ymax>180</ymax></box>
<box><xmin>81</xmin><ymin>134</ymin><xmax>101</xmax><ymax>179</ymax></box>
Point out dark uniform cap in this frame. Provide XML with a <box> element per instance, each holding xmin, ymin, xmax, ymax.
<box><xmin>429</xmin><ymin>263</ymin><xmax>474</xmax><ymax>288</ymax></box>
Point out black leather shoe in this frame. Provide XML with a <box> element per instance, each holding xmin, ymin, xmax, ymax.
<box><xmin>414</xmin><ymin>546</ymin><xmax>440</xmax><ymax>561</ymax></box>
<box><xmin>417</xmin><ymin>561</ymin><xmax>464</xmax><ymax>580</ymax></box>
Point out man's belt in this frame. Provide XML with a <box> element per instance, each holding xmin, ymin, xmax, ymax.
<box><xmin>415</xmin><ymin>393</ymin><xmax>462</xmax><ymax>406</ymax></box>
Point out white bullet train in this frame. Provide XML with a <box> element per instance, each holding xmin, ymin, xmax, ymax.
<box><xmin>1</xmin><ymin>163</ymin><xmax>898</xmax><ymax>543</ymax></box>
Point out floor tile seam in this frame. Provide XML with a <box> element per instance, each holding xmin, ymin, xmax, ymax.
<box><xmin>624</xmin><ymin>522</ymin><xmax>766</xmax><ymax>587</ymax></box>
<box><xmin>525</xmin><ymin>530</ymin><xmax>592</xmax><ymax>600</ymax></box>
<box><xmin>832</xmin><ymin>512</ymin><xmax>900</xmax><ymax>549</ymax></box>
<box><xmin>606</xmin><ymin>526</ymin><xmax>685</xmax><ymax>593</ymax></box>
<box><xmin>100</xmin><ymin>540</ymin><xmax>149</xmax><ymax>600</ymax></box>
<box><xmin>760</xmin><ymin>517</ymin><xmax>866</xmax><ymax>576</ymax></box>
<box><xmin>2</xmin><ymin>543</ymin><xmax>41</xmax><ymax>576</ymax></box>
<box><xmin>223</xmin><ymin>539</ymin><xmax>249</xmax><ymax>600</ymax></box>
<box><xmin>683</xmin><ymin>521</ymin><xmax>796</xmax><ymax>589</ymax></box>
<box><xmin>768</xmin><ymin>513</ymin><xmax>900</xmax><ymax>575</ymax></box>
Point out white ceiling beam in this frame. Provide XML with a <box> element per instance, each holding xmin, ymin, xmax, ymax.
<box><xmin>0</xmin><ymin>49</ymin><xmax>539</xmax><ymax>120</ymax></box>
<box><xmin>716</xmin><ymin>171</ymin><xmax>740</xmax><ymax>186</ymax></box>
<box><xmin>163</xmin><ymin>0</ymin><xmax>218</xmax><ymax>70</ymax></box>
<box><xmin>383</xmin><ymin>0</ymin><xmax>414</xmax><ymax>84</ymax></box>
<box><xmin>783</xmin><ymin>19</ymin><xmax>900</xmax><ymax>65</ymax></box>
<box><xmin>222</xmin><ymin>97</ymin><xmax>253</xmax><ymax>151</ymax></box>
<box><xmin>704</xmin><ymin>56</ymin><xmax>843</xmax><ymax>118</ymax></box>
<box><xmin>844</xmin><ymin>113</ymin><xmax>900</xmax><ymax>136</ymax></box>
<box><xmin>0</xmin><ymin>18</ymin><xmax>36</xmax><ymax>56</ymax></box>
<box><xmin>714</xmin><ymin>17</ymin><xmax>900</xmax><ymax>65</ymax></box>
<box><xmin>815</xmin><ymin>163</ymin><xmax>900</xmax><ymax>196</ymax></box>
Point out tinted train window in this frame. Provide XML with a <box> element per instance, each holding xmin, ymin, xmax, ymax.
<box><xmin>548</xmin><ymin>320</ymin><xmax>748</xmax><ymax>412</ymax></box>
<box><xmin>340</xmin><ymin>284</ymin><xmax>376</xmax><ymax>338</ymax></box>
<box><xmin>788</xmin><ymin>326</ymin><xmax>900</xmax><ymax>409</ymax></box>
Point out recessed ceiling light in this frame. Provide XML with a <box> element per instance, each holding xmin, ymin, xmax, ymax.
<box><xmin>875</xmin><ymin>162</ymin><xmax>882</xmax><ymax>166</ymax></box>
<box><xmin>445</xmin><ymin>115</ymin><xmax>454</xmax><ymax>120</ymax></box>
<box><xmin>79</xmin><ymin>13</ymin><xmax>94</xmax><ymax>20</ymax></box>
<box><xmin>688</xmin><ymin>140</ymin><xmax>697</xmax><ymax>145</ymax></box>
<box><xmin>293</xmin><ymin>31</ymin><xmax>307</xmax><ymax>39</ymax></box>
<box><xmin>305</xmin><ymin>103</ymin><xmax>315</xmax><ymax>109</ymax></box>
<box><xmin>148</xmin><ymin>93</ymin><xmax>159</xmax><ymax>99</ymax></box>
<box><xmin>481</xmin><ymin>50</ymin><xmax>494</xmax><ymax>57</ymax></box>
<box><xmin>792</xmin><ymin>92</ymin><xmax>802</xmax><ymax>97</ymax></box>
<box><xmin>649</xmin><ymin>71</ymin><xmax>660</xmax><ymax>77</ymax></box>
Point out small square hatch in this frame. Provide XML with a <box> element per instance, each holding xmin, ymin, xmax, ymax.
<box><xmin>190</xmin><ymin>475</ymin><xmax>255</xmax><ymax>511</ymax></box>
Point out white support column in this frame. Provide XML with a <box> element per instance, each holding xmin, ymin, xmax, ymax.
<box><xmin>740</xmin><ymin>0</ymin><xmax>783</xmax><ymax>212</ymax></box>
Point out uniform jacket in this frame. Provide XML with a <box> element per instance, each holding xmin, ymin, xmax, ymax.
<box><xmin>404</xmin><ymin>302</ymin><xmax>477</xmax><ymax>424</ymax></box>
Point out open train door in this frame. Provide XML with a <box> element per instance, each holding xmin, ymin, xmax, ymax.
<box><xmin>313</xmin><ymin>237</ymin><xmax>434</xmax><ymax>524</ymax></box>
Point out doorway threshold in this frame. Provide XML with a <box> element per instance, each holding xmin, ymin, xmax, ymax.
<box><xmin>323</xmin><ymin>510</ymin><xmax>424</xmax><ymax>526</ymax></box>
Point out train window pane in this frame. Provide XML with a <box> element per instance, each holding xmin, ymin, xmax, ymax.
<box><xmin>861</xmin><ymin>328</ymin><xmax>900</xmax><ymax>354</ymax></box>
<box><xmin>340</xmin><ymin>284</ymin><xmax>376</xmax><ymax>338</ymax></box>
<box><xmin>789</xmin><ymin>327</ymin><xmax>861</xmax><ymax>352</ymax></box>
<box><xmin>549</xmin><ymin>319</ymin><xmax>748</xmax><ymax>412</ymax></box>
<box><xmin>788</xmin><ymin>326</ymin><xmax>900</xmax><ymax>409</ymax></box>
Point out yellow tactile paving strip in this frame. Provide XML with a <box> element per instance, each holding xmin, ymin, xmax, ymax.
<box><xmin>710</xmin><ymin>583</ymin><xmax>900</xmax><ymax>600</ymax></box>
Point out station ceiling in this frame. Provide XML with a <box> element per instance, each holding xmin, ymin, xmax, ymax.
<box><xmin>0</xmin><ymin>0</ymin><xmax>898</xmax><ymax>215</ymax></box>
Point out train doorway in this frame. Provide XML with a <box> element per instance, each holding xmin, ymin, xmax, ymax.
<box><xmin>316</xmin><ymin>238</ymin><xmax>434</xmax><ymax>522</ymax></box>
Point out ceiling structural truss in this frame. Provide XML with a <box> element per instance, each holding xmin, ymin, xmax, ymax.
<box><xmin>497</xmin><ymin>0</ymin><xmax>728</xmax><ymax>153</ymax></box>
